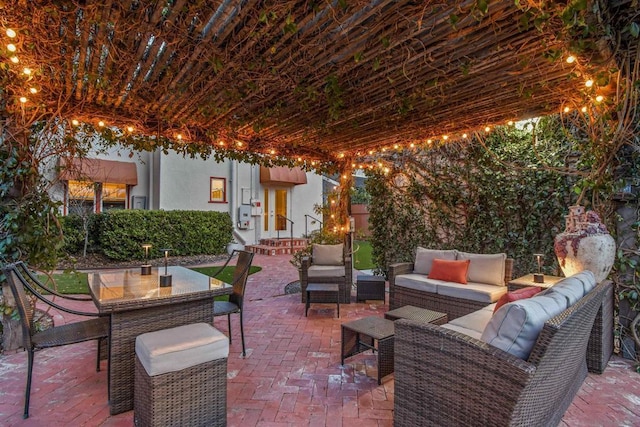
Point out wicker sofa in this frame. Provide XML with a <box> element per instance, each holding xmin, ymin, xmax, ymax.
<box><xmin>388</xmin><ymin>248</ymin><xmax>514</xmax><ymax>320</ymax></box>
<box><xmin>394</xmin><ymin>273</ymin><xmax>610</xmax><ymax>427</ymax></box>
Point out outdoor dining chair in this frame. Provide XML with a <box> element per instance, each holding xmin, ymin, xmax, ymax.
<box><xmin>1</xmin><ymin>263</ymin><xmax>110</xmax><ymax>419</ymax></box>
<box><xmin>211</xmin><ymin>250</ymin><xmax>254</xmax><ymax>357</ymax></box>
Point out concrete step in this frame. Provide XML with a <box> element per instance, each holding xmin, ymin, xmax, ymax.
<box><xmin>259</xmin><ymin>238</ymin><xmax>308</xmax><ymax>248</ymax></box>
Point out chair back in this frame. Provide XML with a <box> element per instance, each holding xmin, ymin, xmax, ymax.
<box><xmin>1</xmin><ymin>264</ymin><xmax>36</xmax><ymax>350</ymax></box>
<box><xmin>229</xmin><ymin>250</ymin><xmax>254</xmax><ymax>308</ymax></box>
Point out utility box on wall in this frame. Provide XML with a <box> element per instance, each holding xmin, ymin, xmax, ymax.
<box><xmin>250</xmin><ymin>199</ymin><xmax>263</xmax><ymax>216</ymax></box>
<box><xmin>238</xmin><ymin>205</ymin><xmax>252</xmax><ymax>229</ymax></box>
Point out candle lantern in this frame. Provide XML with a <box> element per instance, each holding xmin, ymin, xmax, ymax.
<box><xmin>141</xmin><ymin>244</ymin><xmax>152</xmax><ymax>275</ymax></box>
<box><xmin>533</xmin><ymin>253</ymin><xmax>545</xmax><ymax>283</ymax></box>
<box><xmin>159</xmin><ymin>248</ymin><xmax>172</xmax><ymax>287</ymax></box>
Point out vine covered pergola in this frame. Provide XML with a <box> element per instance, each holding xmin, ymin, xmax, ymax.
<box><xmin>1</xmin><ymin>0</ymin><xmax>636</xmax><ymax>167</ymax></box>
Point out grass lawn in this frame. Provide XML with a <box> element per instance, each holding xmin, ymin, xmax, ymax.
<box><xmin>353</xmin><ymin>240</ymin><xmax>376</xmax><ymax>270</ymax></box>
<box><xmin>39</xmin><ymin>265</ymin><xmax>262</xmax><ymax>295</ymax></box>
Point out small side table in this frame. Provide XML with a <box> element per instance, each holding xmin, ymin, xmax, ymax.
<box><xmin>341</xmin><ymin>316</ymin><xmax>395</xmax><ymax>384</ymax></box>
<box><xmin>305</xmin><ymin>283</ymin><xmax>340</xmax><ymax>317</ymax></box>
<box><xmin>385</xmin><ymin>305</ymin><xmax>448</xmax><ymax>325</ymax></box>
<box><xmin>508</xmin><ymin>274</ymin><xmax>563</xmax><ymax>291</ymax></box>
<box><xmin>356</xmin><ymin>275</ymin><xmax>386</xmax><ymax>302</ymax></box>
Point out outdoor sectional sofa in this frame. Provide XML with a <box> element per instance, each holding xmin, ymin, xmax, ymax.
<box><xmin>393</xmin><ymin>271</ymin><xmax>610</xmax><ymax>426</ymax></box>
<box><xmin>388</xmin><ymin>248</ymin><xmax>514</xmax><ymax>320</ymax></box>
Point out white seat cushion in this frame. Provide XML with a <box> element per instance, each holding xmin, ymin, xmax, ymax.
<box><xmin>394</xmin><ymin>274</ymin><xmax>439</xmax><ymax>293</ymax></box>
<box><xmin>449</xmin><ymin>306</ymin><xmax>495</xmax><ymax>333</ymax></box>
<box><xmin>441</xmin><ymin>323</ymin><xmax>483</xmax><ymax>340</ymax></box>
<box><xmin>413</xmin><ymin>248</ymin><xmax>457</xmax><ymax>275</ymax></box>
<box><xmin>436</xmin><ymin>281</ymin><xmax>507</xmax><ymax>303</ymax></box>
<box><xmin>456</xmin><ymin>251</ymin><xmax>507</xmax><ymax>286</ymax></box>
<box><xmin>308</xmin><ymin>265</ymin><xmax>345</xmax><ymax>278</ymax></box>
<box><xmin>480</xmin><ymin>292</ymin><xmax>568</xmax><ymax>359</ymax></box>
<box><xmin>136</xmin><ymin>323</ymin><xmax>229</xmax><ymax>377</ymax></box>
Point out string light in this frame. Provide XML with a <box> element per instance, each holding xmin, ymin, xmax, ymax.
<box><xmin>566</xmin><ymin>55</ymin><xmax>576</xmax><ymax>64</ymax></box>
<box><xmin>462</xmin><ymin>133</ymin><xmax>468</xmax><ymax>139</ymax></box>
<box><xmin>10</xmin><ymin>56</ymin><xmax>18</xmax><ymax>63</ymax></box>
<box><xmin>409</xmin><ymin>143</ymin><xmax>415</xmax><ymax>148</ymax></box>
<box><xmin>269</xmin><ymin>149</ymin><xmax>276</xmax><ymax>155</ymax></box>
<box><xmin>127</xmin><ymin>126</ymin><xmax>134</xmax><ymax>132</ymax></box>
<box><xmin>298</xmin><ymin>157</ymin><xmax>303</xmax><ymax>162</ymax></box>
<box><xmin>71</xmin><ymin>119</ymin><xmax>79</xmax><ymax>126</ymax></box>
<box><xmin>338</xmin><ymin>152</ymin><xmax>345</xmax><ymax>158</ymax></box>
<box><xmin>6</xmin><ymin>28</ymin><xmax>17</xmax><ymax>38</ymax></box>
<box><xmin>98</xmin><ymin>121</ymin><xmax>105</xmax><ymax>127</ymax></box>
<box><xmin>19</xmin><ymin>96</ymin><xmax>27</xmax><ymax>103</ymax></box>
<box><xmin>427</xmin><ymin>139</ymin><xmax>432</xmax><ymax>145</ymax></box>
<box><xmin>442</xmin><ymin>135</ymin><xmax>448</xmax><ymax>141</ymax></box>
<box><xmin>236</xmin><ymin>141</ymin><xmax>243</xmax><ymax>147</ymax></box>
<box><xmin>581</xmin><ymin>106</ymin><xmax>588</xmax><ymax>113</ymax></box>
<box><xmin>563</xmin><ymin>106</ymin><xmax>571</xmax><ymax>113</ymax></box>
<box><xmin>176</xmin><ymin>134</ymin><xmax>182</xmax><ymax>140</ymax></box>
<box><xmin>585</xmin><ymin>79</ymin><xmax>594</xmax><ymax>88</ymax></box>
<box><xmin>484</xmin><ymin>126</ymin><xmax>490</xmax><ymax>132</ymax></box>
<box><xmin>7</xmin><ymin>43</ymin><xmax>16</xmax><ymax>52</ymax></box>
<box><xmin>393</xmin><ymin>144</ymin><xmax>399</xmax><ymax>149</ymax></box>
<box><xmin>507</xmin><ymin>120</ymin><xmax>514</xmax><ymax>126</ymax></box>
<box><xmin>29</xmin><ymin>87</ymin><xmax>37</xmax><ymax>94</ymax></box>
<box><xmin>595</xmin><ymin>95</ymin><xmax>604</xmax><ymax>102</ymax></box>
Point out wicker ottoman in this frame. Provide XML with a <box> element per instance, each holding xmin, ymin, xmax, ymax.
<box><xmin>356</xmin><ymin>275</ymin><xmax>386</xmax><ymax>302</ymax></box>
<box><xmin>134</xmin><ymin>323</ymin><xmax>229</xmax><ymax>427</ymax></box>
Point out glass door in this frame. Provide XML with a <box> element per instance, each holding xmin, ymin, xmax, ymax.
<box><xmin>263</xmin><ymin>188</ymin><xmax>290</xmax><ymax>237</ymax></box>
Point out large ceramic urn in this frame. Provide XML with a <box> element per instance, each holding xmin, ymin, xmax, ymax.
<box><xmin>554</xmin><ymin>205</ymin><xmax>616</xmax><ymax>283</ymax></box>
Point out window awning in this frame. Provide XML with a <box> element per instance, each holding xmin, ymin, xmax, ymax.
<box><xmin>259</xmin><ymin>166</ymin><xmax>307</xmax><ymax>186</ymax></box>
<box><xmin>58</xmin><ymin>158</ymin><xmax>138</xmax><ymax>186</ymax></box>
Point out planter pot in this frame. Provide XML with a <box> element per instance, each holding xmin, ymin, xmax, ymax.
<box><xmin>554</xmin><ymin>206</ymin><xmax>616</xmax><ymax>283</ymax></box>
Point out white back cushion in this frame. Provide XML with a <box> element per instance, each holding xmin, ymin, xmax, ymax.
<box><xmin>480</xmin><ymin>292</ymin><xmax>567</xmax><ymax>359</ymax></box>
<box><xmin>413</xmin><ymin>247</ymin><xmax>457</xmax><ymax>275</ymax></box>
<box><xmin>543</xmin><ymin>270</ymin><xmax>597</xmax><ymax>306</ymax></box>
<box><xmin>312</xmin><ymin>244</ymin><xmax>344</xmax><ymax>265</ymax></box>
<box><xmin>457</xmin><ymin>251</ymin><xmax>507</xmax><ymax>286</ymax></box>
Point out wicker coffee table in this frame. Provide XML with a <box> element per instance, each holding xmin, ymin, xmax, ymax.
<box><xmin>341</xmin><ymin>316</ymin><xmax>395</xmax><ymax>384</ymax></box>
<box><xmin>384</xmin><ymin>305</ymin><xmax>448</xmax><ymax>325</ymax></box>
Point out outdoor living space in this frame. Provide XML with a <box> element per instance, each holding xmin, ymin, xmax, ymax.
<box><xmin>1</xmin><ymin>253</ymin><xmax>639</xmax><ymax>426</ymax></box>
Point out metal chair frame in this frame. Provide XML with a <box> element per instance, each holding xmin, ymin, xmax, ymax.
<box><xmin>1</xmin><ymin>263</ymin><xmax>110</xmax><ymax>419</ymax></box>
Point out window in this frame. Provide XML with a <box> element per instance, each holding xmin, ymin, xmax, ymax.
<box><xmin>102</xmin><ymin>183</ymin><xmax>127</xmax><ymax>211</ymax></box>
<box><xmin>210</xmin><ymin>177</ymin><xmax>226</xmax><ymax>202</ymax></box>
<box><xmin>67</xmin><ymin>180</ymin><xmax>95</xmax><ymax>215</ymax></box>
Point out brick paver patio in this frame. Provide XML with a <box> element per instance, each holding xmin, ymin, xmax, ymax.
<box><xmin>1</xmin><ymin>253</ymin><xmax>639</xmax><ymax>426</ymax></box>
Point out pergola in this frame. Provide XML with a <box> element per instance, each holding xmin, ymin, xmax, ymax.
<box><xmin>0</xmin><ymin>1</ymin><xmax>636</xmax><ymax>167</ymax></box>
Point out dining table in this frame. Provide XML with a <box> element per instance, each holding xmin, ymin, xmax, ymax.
<box><xmin>88</xmin><ymin>265</ymin><xmax>232</xmax><ymax>415</ymax></box>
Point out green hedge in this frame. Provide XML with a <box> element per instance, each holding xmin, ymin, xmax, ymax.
<box><xmin>62</xmin><ymin>210</ymin><xmax>233</xmax><ymax>260</ymax></box>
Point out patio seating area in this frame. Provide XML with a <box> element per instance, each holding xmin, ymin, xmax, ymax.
<box><xmin>1</xmin><ymin>253</ymin><xmax>639</xmax><ymax>426</ymax></box>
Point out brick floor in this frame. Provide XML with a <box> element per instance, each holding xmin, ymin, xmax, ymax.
<box><xmin>1</xmin><ymin>253</ymin><xmax>639</xmax><ymax>426</ymax></box>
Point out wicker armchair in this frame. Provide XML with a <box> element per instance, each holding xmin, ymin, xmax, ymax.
<box><xmin>1</xmin><ymin>262</ymin><xmax>110</xmax><ymax>419</ymax></box>
<box><xmin>300</xmin><ymin>242</ymin><xmax>353</xmax><ymax>304</ymax></box>
<box><xmin>393</xmin><ymin>280</ymin><xmax>609</xmax><ymax>427</ymax></box>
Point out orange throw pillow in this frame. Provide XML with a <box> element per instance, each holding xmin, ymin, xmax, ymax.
<box><xmin>427</xmin><ymin>259</ymin><xmax>470</xmax><ymax>284</ymax></box>
<box><xmin>493</xmin><ymin>286</ymin><xmax>543</xmax><ymax>313</ymax></box>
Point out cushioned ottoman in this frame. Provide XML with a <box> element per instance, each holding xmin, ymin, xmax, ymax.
<box><xmin>134</xmin><ymin>323</ymin><xmax>229</xmax><ymax>427</ymax></box>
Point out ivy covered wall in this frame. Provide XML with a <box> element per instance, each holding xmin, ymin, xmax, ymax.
<box><xmin>366</xmin><ymin>117</ymin><xmax>577</xmax><ymax>278</ymax></box>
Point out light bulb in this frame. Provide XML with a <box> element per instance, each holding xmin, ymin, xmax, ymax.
<box><xmin>98</xmin><ymin>121</ymin><xmax>105</xmax><ymax>127</ymax></box>
<box><xmin>72</xmin><ymin>119</ymin><xmax>79</xmax><ymax>126</ymax></box>
<box><xmin>6</xmin><ymin>28</ymin><xmax>17</xmax><ymax>38</ymax></box>
<box><xmin>29</xmin><ymin>87</ymin><xmax>37</xmax><ymax>94</ymax></box>
<box><xmin>462</xmin><ymin>133</ymin><xmax>468</xmax><ymax>139</ymax></box>
<box><xmin>7</xmin><ymin>43</ymin><xmax>16</xmax><ymax>52</ymax></box>
<box><xmin>507</xmin><ymin>120</ymin><xmax>514</xmax><ymax>126</ymax></box>
<box><xmin>585</xmin><ymin>79</ymin><xmax>594</xmax><ymax>88</ymax></box>
<box><xmin>427</xmin><ymin>139</ymin><xmax>432</xmax><ymax>144</ymax></box>
<box><xmin>409</xmin><ymin>143</ymin><xmax>415</xmax><ymax>148</ymax></box>
<box><xmin>595</xmin><ymin>95</ymin><xmax>604</xmax><ymax>102</ymax></box>
<box><xmin>10</xmin><ymin>56</ymin><xmax>18</xmax><ymax>63</ymax></box>
<box><xmin>19</xmin><ymin>96</ymin><xmax>27</xmax><ymax>103</ymax></box>
<box><xmin>563</xmin><ymin>106</ymin><xmax>571</xmax><ymax>113</ymax></box>
<box><xmin>393</xmin><ymin>144</ymin><xmax>399</xmax><ymax>149</ymax></box>
<box><xmin>442</xmin><ymin>135</ymin><xmax>449</xmax><ymax>141</ymax></box>
<box><xmin>23</xmin><ymin>67</ymin><xmax>31</xmax><ymax>75</ymax></box>
<box><xmin>484</xmin><ymin>126</ymin><xmax>490</xmax><ymax>132</ymax></box>
<box><xmin>566</xmin><ymin>55</ymin><xmax>576</xmax><ymax>64</ymax></box>
<box><xmin>127</xmin><ymin>126</ymin><xmax>134</xmax><ymax>132</ymax></box>
<box><xmin>581</xmin><ymin>106</ymin><xmax>588</xmax><ymax>113</ymax></box>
